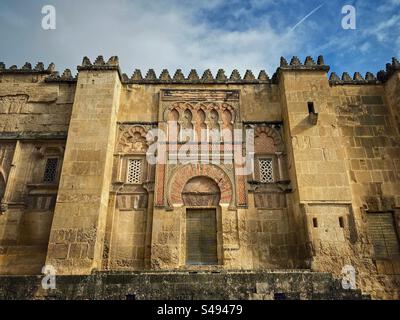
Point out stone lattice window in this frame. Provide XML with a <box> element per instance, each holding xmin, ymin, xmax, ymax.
<box><xmin>127</xmin><ymin>159</ymin><xmax>142</xmax><ymax>184</ymax></box>
<box><xmin>259</xmin><ymin>159</ymin><xmax>274</xmax><ymax>183</ymax></box>
<box><xmin>43</xmin><ymin>158</ymin><xmax>58</xmax><ymax>183</ymax></box>
<box><xmin>367</xmin><ymin>213</ymin><xmax>400</xmax><ymax>258</ymax></box>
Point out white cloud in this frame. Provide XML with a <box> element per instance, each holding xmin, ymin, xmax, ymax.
<box><xmin>3</xmin><ymin>0</ymin><xmax>397</xmax><ymax>77</ymax></box>
<box><xmin>377</xmin><ymin>0</ymin><xmax>400</xmax><ymax>13</ymax></box>
<box><xmin>359</xmin><ymin>42</ymin><xmax>371</xmax><ymax>53</ymax></box>
<box><xmin>15</xmin><ymin>0</ymin><xmax>302</xmax><ymax>75</ymax></box>
<box><xmin>362</xmin><ymin>14</ymin><xmax>400</xmax><ymax>43</ymax></box>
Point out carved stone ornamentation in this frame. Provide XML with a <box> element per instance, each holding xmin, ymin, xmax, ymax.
<box><xmin>167</xmin><ymin>164</ymin><xmax>233</xmax><ymax>206</ymax></box>
<box><xmin>117</xmin><ymin>126</ymin><xmax>149</xmax><ymax>153</ymax></box>
<box><xmin>0</xmin><ymin>95</ymin><xmax>28</xmax><ymax>114</ymax></box>
<box><xmin>254</xmin><ymin>125</ymin><xmax>284</xmax><ymax>153</ymax></box>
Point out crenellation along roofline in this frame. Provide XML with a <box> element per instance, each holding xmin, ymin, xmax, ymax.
<box><xmin>0</xmin><ymin>55</ymin><xmax>399</xmax><ymax>85</ymax></box>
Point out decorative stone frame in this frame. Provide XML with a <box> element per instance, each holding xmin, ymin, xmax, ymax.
<box><xmin>124</xmin><ymin>157</ymin><xmax>145</xmax><ymax>185</ymax></box>
<box><xmin>117</xmin><ymin>125</ymin><xmax>150</xmax><ymax>153</ymax></box>
<box><xmin>180</xmin><ymin>205</ymin><xmax>224</xmax><ymax>269</ymax></box>
<box><xmin>164</xmin><ymin>102</ymin><xmax>236</xmax><ymax>144</ymax></box>
<box><xmin>114</xmin><ymin>124</ymin><xmax>153</xmax><ymax>185</ymax></box>
<box><xmin>23</xmin><ymin>145</ymin><xmax>64</xmax><ymax>212</ymax></box>
<box><xmin>166</xmin><ymin>164</ymin><xmax>234</xmax><ymax>208</ymax></box>
<box><xmin>34</xmin><ymin>145</ymin><xmax>64</xmax><ymax>185</ymax></box>
<box><xmin>163</xmin><ymin>102</ymin><xmax>236</xmax><ymax>122</ymax></box>
<box><xmin>254</xmin><ymin>125</ymin><xmax>284</xmax><ymax>153</ymax></box>
<box><xmin>251</xmin><ymin>125</ymin><xmax>286</xmax><ymax>183</ymax></box>
<box><xmin>254</xmin><ymin>155</ymin><xmax>278</xmax><ymax>183</ymax></box>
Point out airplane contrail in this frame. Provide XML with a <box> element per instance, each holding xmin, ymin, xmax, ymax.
<box><xmin>289</xmin><ymin>3</ymin><xmax>325</xmax><ymax>33</ymax></box>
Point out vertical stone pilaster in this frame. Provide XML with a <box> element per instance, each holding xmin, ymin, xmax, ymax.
<box><xmin>1</xmin><ymin>141</ymin><xmax>21</xmax><ymax>213</ymax></box>
<box><xmin>45</xmin><ymin>57</ymin><xmax>121</xmax><ymax>274</ymax></box>
<box><xmin>383</xmin><ymin>66</ymin><xmax>400</xmax><ymax>238</ymax></box>
<box><xmin>278</xmin><ymin>58</ymin><xmax>353</xmax><ymax>269</ymax></box>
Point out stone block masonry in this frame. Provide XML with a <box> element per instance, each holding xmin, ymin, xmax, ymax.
<box><xmin>0</xmin><ymin>55</ymin><xmax>399</xmax><ymax>299</ymax></box>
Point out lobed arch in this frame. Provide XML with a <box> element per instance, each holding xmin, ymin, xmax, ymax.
<box><xmin>254</xmin><ymin>126</ymin><xmax>284</xmax><ymax>153</ymax></box>
<box><xmin>163</xmin><ymin>102</ymin><xmax>237</xmax><ymax>122</ymax></box>
<box><xmin>167</xmin><ymin>164</ymin><xmax>233</xmax><ymax>207</ymax></box>
<box><xmin>118</xmin><ymin>125</ymin><xmax>149</xmax><ymax>153</ymax></box>
<box><xmin>181</xmin><ymin>176</ymin><xmax>221</xmax><ymax>207</ymax></box>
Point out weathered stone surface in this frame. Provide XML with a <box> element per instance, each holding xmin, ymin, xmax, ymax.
<box><xmin>0</xmin><ymin>56</ymin><xmax>399</xmax><ymax>300</ymax></box>
<box><xmin>0</xmin><ymin>271</ymin><xmax>369</xmax><ymax>300</ymax></box>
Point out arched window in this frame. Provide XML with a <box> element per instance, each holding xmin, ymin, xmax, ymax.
<box><xmin>181</xmin><ymin>109</ymin><xmax>194</xmax><ymax>142</ymax></box>
<box><xmin>208</xmin><ymin>109</ymin><xmax>220</xmax><ymax>142</ymax></box>
<box><xmin>167</xmin><ymin>108</ymin><xmax>180</xmax><ymax>143</ymax></box>
<box><xmin>196</xmin><ymin>109</ymin><xmax>207</xmax><ymax>142</ymax></box>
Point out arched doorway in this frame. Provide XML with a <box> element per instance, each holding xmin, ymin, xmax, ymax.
<box><xmin>182</xmin><ymin>176</ymin><xmax>220</xmax><ymax>266</ymax></box>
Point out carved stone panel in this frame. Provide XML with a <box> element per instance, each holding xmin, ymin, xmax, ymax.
<box><xmin>117</xmin><ymin>125</ymin><xmax>150</xmax><ymax>153</ymax></box>
<box><xmin>0</xmin><ymin>95</ymin><xmax>28</xmax><ymax>114</ymax></box>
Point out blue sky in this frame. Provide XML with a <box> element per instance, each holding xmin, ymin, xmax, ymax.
<box><xmin>0</xmin><ymin>0</ymin><xmax>399</xmax><ymax>77</ymax></box>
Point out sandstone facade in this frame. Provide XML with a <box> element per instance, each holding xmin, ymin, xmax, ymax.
<box><xmin>0</xmin><ymin>56</ymin><xmax>399</xmax><ymax>299</ymax></box>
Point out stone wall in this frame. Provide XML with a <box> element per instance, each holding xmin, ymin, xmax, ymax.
<box><xmin>46</xmin><ymin>66</ymin><xmax>122</xmax><ymax>275</ymax></box>
<box><xmin>277</xmin><ymin>57</ymin><xmax>400</xmax><ymax>299</ymax></box>
<box><xmin>0</xmin><ymin>271</ymin><xmax>368</xmax><ymax>300</ymax></box>
<box><xmin>0</xmin><ymin>67</ymin><xmax>71</xmax><ymax>275</ymax></box>
<box><xmin>0</xmin><ymin>56</ymin><xmax>399</xmax><ymax>300</ymax></box>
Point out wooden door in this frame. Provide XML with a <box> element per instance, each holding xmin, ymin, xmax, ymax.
<box><xmin>186</xmin><ymin>209</ymin><xmax>218</xmax><ymax>265</ymax></box>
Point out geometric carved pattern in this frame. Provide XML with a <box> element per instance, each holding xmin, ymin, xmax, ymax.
<box><xmin>0</xmin><ymin>94</ymin><xmax>28</xmax><ymax>114</ymax></box>
<box><xmin>168</xmin><ymin>164</ymin><xmax>233</xmax><ymax>206</ymax></box>
<box><xmin>118</xmin><ymin>126</ymin><xmax>148</xmax><ymax>153</ymax></box>
<box><xmin>254</xmin><ymin>125</ymin><xmax>283</xmax><ymax>153</ymax></box>
<box><xmin>116</xmin><ymin>194</ymin><xmax>147</xmax><ymax>210</ymax></box>
<box><xmin>259</xmin><ymin>159</ymin><xmax>274</xmax><ymax>183</ymax></box>
<box><xmin>155</xmin><ymin>164</ymin><xmax>166</xmax><ymax>206</ymax></box>
<box><xmin>127</xmin><ymin>159</ymin><xmax>142</xmax><ymax>184</ymax></box>
<box><xmin>43</xmin><ymin>158</ymin><xmax>58</xmax><ymax>183</ymax></box>
<box><xmin>235</xmin><ymin>173</ymin><xmax>247</xmax><ymax>207</ymax></box>
<box><xmin>182</xmin><ymin>176</ymin><xmax>221</xmax><ymax>207</ymax></box>
<box><xmin>254</xmin><ymin>193</ymin><xmax>286</xmax><ymax>209</ymax></box>
<box><xmin>164</xmin><ymin>101</ymin><xmax>236</xmax><ymax>122</ymax></box>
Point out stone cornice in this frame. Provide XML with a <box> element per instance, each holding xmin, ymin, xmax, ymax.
<box><xmin>0</xmin><ymin>132</ymin><xmax>67</xmax><ymax>140</ymax></box>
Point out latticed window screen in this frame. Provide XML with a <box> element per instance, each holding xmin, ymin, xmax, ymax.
<box><xmin>259</xmin><ymin>159</ymin><xmax>274</xmax><ymax>183</ymax></box>
<box><xmin>43</xmin><ymin>158</ymin><xmax>58</xmax><ymax>183</ymax></box>
<box><xmin>367</xmin><ymin>213</ymin><xmax>400</xmax><ymax>258</ymax></box>
<box><xmin>127</xmin><ymin>159</ymin><xmax>142</xmax><ymax>184</ymax></box>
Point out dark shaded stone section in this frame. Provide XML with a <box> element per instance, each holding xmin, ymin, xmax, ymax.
<box><xmin>361</xmin><ymin>96</ymin><xmax>384</xmax><ymax>105</ymax></box>
<box><xmin>0</xmin><ymin>271</ymin><xmax>369</xmax><ymax>300</ymax></box>
<box><xmin>0</xmin><ymin>131</ymin><xmax>67</xmax><ymax>140</ymax></box>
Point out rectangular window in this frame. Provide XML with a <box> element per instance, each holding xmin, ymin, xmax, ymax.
<box><xmin>127</xmin><ymin>159</ymin><xmax>142</xmax><ymax>184</ymax></box>
<box><xmin>339</xmin><ymin>217</ymin><xmax>345</xmax><ymax>228</ymax></box>
<box><xmin>43</xmin><ymin>158</ymin><xmax>58</xmax><ymax>183</ymax></box>
<box><xmin>367</xmin><ymin>213</ymin><xmax>400</xmax><ymax>258</ymax></box>
<box><xmin>308</xmin><ymin>102</ymin><xmax>315</xmax><ymax>114</ymax></box>
<box><xmin>259</xmin><ymin>159</ymin><xmax>274</xmax><ymax>183</ymax></box>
